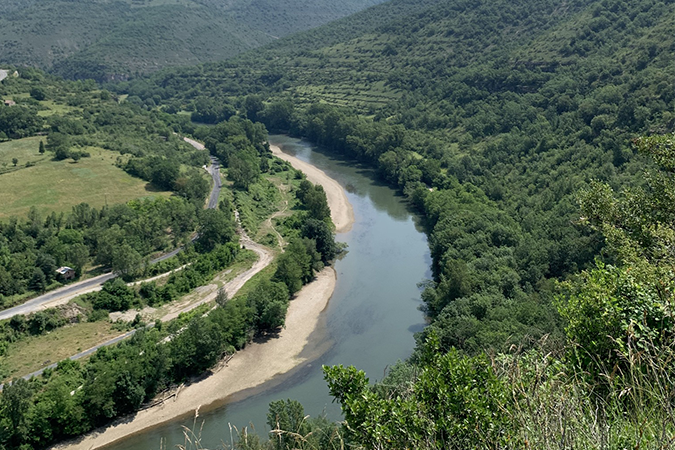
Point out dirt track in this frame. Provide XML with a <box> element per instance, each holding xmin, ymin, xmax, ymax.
<box><xmin>56</xmin><ymin>142</ymin><xmax>355</xmax><ymax>450</ymax></box>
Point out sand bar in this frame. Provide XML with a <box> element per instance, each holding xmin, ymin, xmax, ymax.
<box><xmin>58</xmin><ymin>143</ymin><xmax>355</xmax><ymax>450</ymax></box>
<box><xmin>270</xmin><ymin>144</ymin><xmax>354</xmax><ymax>233</ymax></box>
<box><xmin>63</xmin><ymin>268</ymin><xmax>336</xmax><ymax>450</ymax></box>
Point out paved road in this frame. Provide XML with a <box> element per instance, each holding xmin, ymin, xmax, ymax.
<box><xmin>12</xmin><ymin>209</ymin><xmax>272</xmax><ymax>386</ymax></box>
<box><xmin>0</xmin><ymin>272</ymin><xmax>117</xmax><ymax>321</ymax></box>
<box><xmin>0</xmin><ymin>137</ymin><xmax>219</xmax><ymax>321</ymax></box>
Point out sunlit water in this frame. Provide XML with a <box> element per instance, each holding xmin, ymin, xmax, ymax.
<box><xmin>108</xmin><ymin>136</ymin><xmax>431</xmax><ymax>450</ymax></box>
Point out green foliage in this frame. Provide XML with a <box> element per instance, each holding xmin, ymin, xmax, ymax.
<box><xmin>243</xmin><ymin>95</ymin><xmax>264</xmax><ymax>122</ymax></box>
<box><xmin>324</xmin><ymin>337</ymin><xmax>512</xmax><ymax>449</ymax></box>
<box><xmin>301</xmin><ymin>219</ymin><xmax>339</xmax><ymax>263</ymax></box>
<box><xmin>29</xmin><ymin>87</ymin><xmax>46</xmax><ymax>101</ymax></box>
<box><xmin>89</xmin><ymin>278</ymin><xmax>137</xmax><ymax>312</ymax></box>
<box><xmin>138</xmin><ymin>243</ymin><xmax>239</xmax><ymax>307</ymax></box>
<box><xmin>111</xmin><ymin>244</ymin><xmax>143</xmax><ymax>279</ymax></box>
<box><xmin>297</xmin><ymin>180</ymin><xmax>331</xmax><ymax>222</ymax></box>
<box><xmin>47</xmin><ymin>132</ymin><xmax>71</xmax><ymax>160</ymax></box>
<box><xmin>198</xmin><ymin>208</ymin><xmax>236</xmax><ymax>251</ymax></box>
<box><xmin>267</xmin><ymin>399</ymin><xmax>310</xmax><ymax>450</ymax></box>
<box><xmin>191</xmin><ymin>98</ymin><xmax>236</xmax><ymax>124</ymax></box>
<box><xmin>0</xmin><ymin>307</ymin><xmax>70</xmax><ymax>349</ymax></box>
<box><xmin>0</xmin><ymin>104</ymin><xmax>42</xmax><ymax>139</ymax></box>
<box><xmin>247</xmin><ymin>280</ymin><xmax>289</xmax><ymax>332</ymax></box>
<box><xmin>274</xmin><ymin>238</ymin><xmax>322</xmax><ymax>295</ymax></box>
<box><xmin>560</xmin><ymin>260</ymin><xmax>673</xmax><ymax>378</ymax></box>
<box><xmin>0</xmin><ymin>0</ymin><xmax>386</xmax><ymax>81</ymax></box>
<box><xmin>229</xmin><ymin>152</ymin><xmax>261</xmax><ymax>190</ymax></box>
<box><xmin>0</xmin><ymin>377</ymin><xmax>33</xmax><ymax>446</ymax></box>
<box><xmin>234</xmin><ymin>177</ymin><xmax>280</xmax><ymax>234</ymax></box>
<box><xmin>563</xmin><ymin>134</ymin><xmax>675</xmax><ymax>379</ymax></box>
<box><xmin>0</xmin><ymin>196</ymin><xmax>201</xmax><ymax>309</ymax></box>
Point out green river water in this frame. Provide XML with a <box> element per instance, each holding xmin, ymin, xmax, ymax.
<box><xmin>110</xmin><ymin>135</ymin><xmax>431</xmax><ymax>450</ymax></box>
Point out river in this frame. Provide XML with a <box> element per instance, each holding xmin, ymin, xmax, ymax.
<box><xmin>110</xmin><ymin>135</ymin><xmax>431</xmax><ymax>450</ymax></box>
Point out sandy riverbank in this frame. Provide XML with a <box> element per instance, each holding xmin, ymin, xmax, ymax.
<box><xmin>270</xmin><ymin>144</ymin><xmax>354</xmax><ymax>233</ymax></box>
<box><xmin>59</xmin><ymin>144</ymin><xmax>355</xmax><ymax>450</ymax></box>
<box><xmin>64</xmin><ymin>268</ymin><xmax>337</xmax><ymax>450</ymax></box>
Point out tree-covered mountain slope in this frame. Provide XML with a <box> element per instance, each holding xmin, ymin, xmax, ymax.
<box><xmin>129</xmin><ymin>0</ymin><xmax>674</xmax><ymax>445</ymax></box>
<box><xmin>0</xmin><ymin>0</ymin><xmax>387</xmax><ymax>81</ymax></box>
<box><xmin>137</xmin><ymin>0</ymin><xmax>674</xmax><ymax>116</ymax></box>
<box><xmin>127</xmin><ymin>0</ymin><xmax>675</xmax><ymax>353</ymax></box>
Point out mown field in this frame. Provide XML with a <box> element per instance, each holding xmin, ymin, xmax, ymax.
<box><xmin>0</xmin><ymin>138</ymin><xmax>171</xmax><ymax>218</ymax></box>
<box><xmin>1</xmin><ymin>321</ymin><xmax>119</xmax><ymax>382</ymax></box>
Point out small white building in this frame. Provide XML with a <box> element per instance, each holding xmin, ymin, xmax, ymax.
<box><xmin>56</xmin><ymin>266</ymin><xmax>76</xmax><ymax>280</ymax></box>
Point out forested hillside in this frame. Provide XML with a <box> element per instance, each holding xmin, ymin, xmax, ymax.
<box><xmin>0</xmin><ymin>68</ymin><xmax>217</xmax><ymax>309</ymax></box>
<box><xmin>0</xmin><ymin>0</ymin><xmax>386</xmax><ymax>81</ymax></box>
<box><xmin>118</xmin><ymin>0</ymin><xmax>675</xmax><ymax>447</ymax></box>
<box><xmin>125</xmin><ymin>0</ymin><xmax>675</xmax><ymax>351</ymax></box>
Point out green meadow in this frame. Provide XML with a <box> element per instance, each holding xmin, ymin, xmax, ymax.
<box><xmin>0</xmin><ymin>138</ymin><xmax>171</xmax><ymax>218</ymax></box>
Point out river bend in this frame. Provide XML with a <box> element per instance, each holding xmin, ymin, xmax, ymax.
<box><xmin>108</xmin><ymin>136</ymin><xmax>431</xmax><ymax>449</ymax></box>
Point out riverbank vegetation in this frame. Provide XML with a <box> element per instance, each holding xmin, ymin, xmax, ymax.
<box><xmin>111</xmin><ymin>0</ymin><xmax>675</xmax><ymax>447</ymax></box>
<box><xmin>0</xmin><ymin>94</ymin><xmax>341</xmax><ymax>447</ymax></box>
<box><xmin>0</xmin><ymin>175</ymin><xmax>339</xmax><ymax>450</ymax></box>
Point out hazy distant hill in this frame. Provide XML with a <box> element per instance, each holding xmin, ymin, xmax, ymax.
<box><xmin>0</xmin><ymin>0</ymin><xmax>386</xmax><ymax>81</ymax></box>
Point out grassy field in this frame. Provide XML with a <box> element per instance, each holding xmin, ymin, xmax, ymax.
<box><xmin>36</xmin><ymin>100</ymin><xmax>80</xmax><ymax>117</ymax></box>
<box><xmin>0</xmin><ymin>138</ymin><xmax>171</xmax><ymax>219</ymax></box>
<box><xmin>231</xmin><ymin>263</ymin><xmax>277</xmax><ymax>301</ymax></box>
<box><xmin>1</xmin><ymin>249</ymin><xmax>264</xmax><ymax>380</ymax></box>
<box><xmin>2</xmin><ymin>321</ymin><xmax>119</xmax><ymax>381</ymax></box>
<box><xmin>0</xmin><ymin>136</ymin><xmax>48</xmax><ymax>171</ymax></box>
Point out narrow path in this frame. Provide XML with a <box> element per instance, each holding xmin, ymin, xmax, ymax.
<box><xmin>264</xmin><ymin>199</ymin><xmax>288</xmax><ymax>249</ymax></box>
<box><xmin>51</xmin><ymin>140</ymin><xmax>355</xmax><ymax>450</ymax></box>
<box><xmin>17</xmin><ymin>216</ymin><xmax>273</xmax><ymax>382</ymax></box>
<box><xmin>127</xmin><ymin>264</ymin><xmax>190</xmax><ymax>286</ymax></box>
<box><xmin>0</xmin><ymin>137</ymin><xmax>219</xmax><ymax>321</ymax></box>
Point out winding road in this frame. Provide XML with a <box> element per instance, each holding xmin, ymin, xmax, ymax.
<box><xmin>0</xmin><ymin>137</ymin><xmax>221</xmax><ymax>322</ymax></box>
<box><xmin>7</xmin><ymin>138</ymin><xmax>275</xmax><ymax>384</ymax></box>
<box><xmin>17</xmin><ymin>232</ymin><xmax>272</xmax><ymax>382</ymax></box>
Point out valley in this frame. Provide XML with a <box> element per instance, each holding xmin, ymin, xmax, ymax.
<box><xmin>0</xmin><ymin>0</ymin><xmax>387</xmax><ymax>81</ymax></box>
<box><xmin>0</xmin><ymin>0</ymin><xmax>674</xmax><ymax>448</ymax></box>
